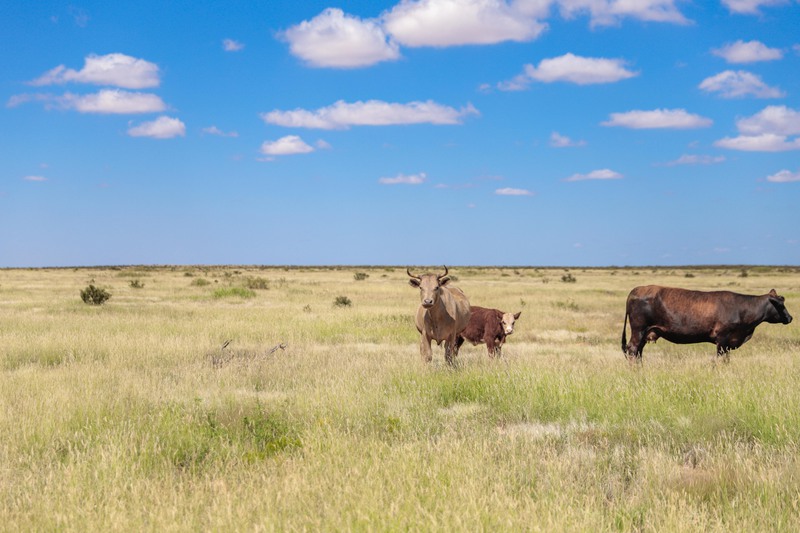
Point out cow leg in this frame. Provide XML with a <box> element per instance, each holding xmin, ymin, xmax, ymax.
<box><xmin>716</xmin><ymin>344</ymin><xmax>731</xmax><ymax>364</ymax></box>
<box><xmin>625</xmin><ymin>330</ymin><xmax>646</xmax><ymax>362</ymax></box>
<box><xmin>455</xmin><ymin>335</ymin><xmax>465</xmax><ymax>353</ymax></box>
<box><xmin>420</xmin><ymin>335</ymin><xmax>433</xmax><ymax>363</ymax></box>
<box><xmin>444</xmin><ymin>340</ymin><xmax>455</xmax><ymax>365</ymax></box>
<box><xmin>484</xmin><ymin>333</ymin><xmax>496</xmax><ymax>358</ymax></box>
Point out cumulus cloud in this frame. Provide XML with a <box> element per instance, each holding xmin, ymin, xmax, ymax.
<box><xmin>550</xmin><ymin>131</ymin><xmax>586</xmax><ymax>147</ymax></box>
<box><xmin>663</xmin><ymin>154</ymin><xmax>726</xmax><ymax>166</ymax></box>
<box><xmin>721</xmin><ymin>0</ymin><xmax>789</xmax><ymax>15</ymax></box>
<box><xmin>378</xmin><ymin>172</ymin><xmax>427</xmax><ymax>184</ymax></box>
<box><xmin>30</xmin><ymin>53</ymin><xmax>160</xmax><ymax>89</ymax></box>
<box><xmin>495</xmin><ymin>187</ymin><xmax>533</xmax><ymax>195</ymax></box>
<box><xmin>523</xmin><ymin>53</ymin><xmax>637</xmax><ymax>86</ymax></box>
<box><xmin>558</xmin><ymin>0</ymin><xmax>690</xmax><ymax>27</ymax></box>
<box><xmin>283</xmin><ymin>8</ymin><xmax>400</xmax><ymax>68</ymax></box>
<box><xmin>383</xmin><ymin>0</ymin><xmax>548</xmax><ymax>47</ymax></box>
<box><xmin>202</xmin><ymin>126</ymin><xmax>239</xmax><ymax>137</ymax></box>
<box><xmin>260</xmin><ymin>135</ymin><xmax>315</xmax><ymax>156</ymax></box>
<box><xmin>712</xmin><ymin>40</ymin><xmax>783</xmax><ymax>63</ymax></box>
<box><xmin>222</xmin><ymin>39</ymin><xmax>245</xmax><ymax>52</ymax></box>
<box><xmin>261</xmin><ymin>99</ymin><xmax>478</xmax><ymax>129</ymax></box>
<box><xmin>7</xmin><ymin>89</ymin><xmax>167</xmax><ymax>114</ymax></box>
<box><xmin>715</xmin><ymin>133</ymin><xmax>800</xmax><ymax>152</ymax></box>
<box><xmin>735</xmin><ymin>105</ymin><xmax>800</xmax><ymax>136</ymax></box>
<box><xmin>765</xmin><ymin>169</ymin><xmax>800</xmax><ymax>183</ymax></box>
<box><xmin>602</xmin><ymin>109</ymin><xmax>712</xmax><ymax>129</ymax></box>
<box><xmin>127</xmin><ymin>116</ymin><xmax>186</xmax><ymax>139</ymax></box>
<box><xmin>70</xmin><ymin>90</ymin><xmax>166</xmax><ymax>114</ymax></box>
<box><xmin>563</xmin><ymin>168</ymin><xmax>623</xmax><ymax>182</ymax></box>
<box><xmin>715</xmin><ymin>106</ymin><xmax>800</xmax><ymax>152</ymax></box>
<box><xmin>699</xmin><ymin>70</ymin><xmax>784</xmax><ymax>99</ymax></box>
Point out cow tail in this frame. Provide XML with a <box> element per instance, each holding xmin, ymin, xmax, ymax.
<box><xmin>621</xmin><ymin>309</ymin><xmax>629</xmax><ymax>356</ymax></box>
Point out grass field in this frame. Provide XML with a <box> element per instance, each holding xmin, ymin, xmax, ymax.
<box><xmin>1</xmin><ymin>265</ymin><xmax>799</xmax><ymax>531</ymax></box>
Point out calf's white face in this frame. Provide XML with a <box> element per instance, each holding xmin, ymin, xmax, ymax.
<box><xmin>501</xmin><ymin>311</ymin><xmax>521</xmax><ymax>335</ymax></box>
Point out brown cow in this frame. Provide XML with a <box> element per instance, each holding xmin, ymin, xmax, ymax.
<box><xmin>408</xmin><ymin>266</ymin><xmax>471</xmax><ymax>364</ymax></box>
<box><xmin>622</xmin><ymin>285</ymin><xmax>792</xmax><ymax>361</ymax></box>
<box><xmin>455</xmin><ymin>306</ymin><xmax>521</xmax><ymax>357</ymax></box>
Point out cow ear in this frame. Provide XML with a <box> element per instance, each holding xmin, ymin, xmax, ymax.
<box><xmin>514</xmin><ymin>311</ymin><xmax>521</xmax><ymax>319</ymax></box>
<box><xmin>769</xmin><ymin>289</ymin><xmax>778</xmax><ymax>298</ymax></box>
<box><xmin>408</xmin><ymin>279</ymin><xmax>420</xmax><ymax>288</ymax></box>
<box><xmin>439</xmin><ymin>277</ymin><xmax>450</xmax><ymax>286</ymax></box>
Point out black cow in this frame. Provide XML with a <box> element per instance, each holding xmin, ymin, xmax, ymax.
<box><xmin>622</xmin><ymin>285</ymin><xmax>792</xmax><ymax>361</ymax></box>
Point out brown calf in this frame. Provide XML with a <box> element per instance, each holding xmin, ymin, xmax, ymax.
<box><xmin>455</xmin><ymin>306</ymin><xmax>521</xmax><ymax>357</ymax></box>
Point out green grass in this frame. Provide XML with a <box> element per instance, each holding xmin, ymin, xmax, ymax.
<box><xmin>1</xmin><ymin>265</ymin><xmax>799</xmax><ymax>530</ymax></box>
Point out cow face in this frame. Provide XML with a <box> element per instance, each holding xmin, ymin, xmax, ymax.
<box><xmin>408</xmin><ymin>267</ymin><xmax>450</xmax><ymax>309</ymax></box>
<box><xmin>766</xmin><ymin>289</ymin><xmax>793</xmax><ymax>324</ymax></box>
<box><xmin>501</xmin><ymin>311</ymin><xmax>521</xmax><ymax>335</ymax></box>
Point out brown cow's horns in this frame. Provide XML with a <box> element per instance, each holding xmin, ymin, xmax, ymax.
<box><xmin>438</xmin><ymin>265</ymin><xmax>449</xmax><ymax>280</ymax></box>
<box><xmin>407</xmin><ymin>268</ymin><xmax>421</xmax><ymax>280</ymax></box>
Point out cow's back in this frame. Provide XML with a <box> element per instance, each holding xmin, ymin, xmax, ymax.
<box><xmin>628</xmin><ymin>285</ymin><xmax>755</xmax><ymax>338</ymax></box>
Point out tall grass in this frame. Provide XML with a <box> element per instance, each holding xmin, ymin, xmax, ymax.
<box><xmin>1</xmin><ymin>266</ymin><xmax>799</xmax><ymax>530</ymax></box>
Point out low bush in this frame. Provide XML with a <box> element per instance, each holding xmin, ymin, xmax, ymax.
<box><xmin>80</xmin><ymin>285</ymin><xmax>111</xmax><ymax>305</ymax></box>
<box><xmin>334</xmin><ymin>296</ymin><xmax>352</xmax><ymax>307</ymax></box>
<box><xmin>212</xmin><ymin>287</ymin><xmax>256</xmax><ymax>299</ymax></box>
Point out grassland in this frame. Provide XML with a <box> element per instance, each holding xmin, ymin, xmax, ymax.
<box><xmin>1</xmin><ymin>265</ymin><xmax>799</xmax><ymax>531</ymax></box>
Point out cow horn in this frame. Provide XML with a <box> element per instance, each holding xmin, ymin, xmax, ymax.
<box><xmin>406</xmin><ymin>268</ymin><xmax>421</xmax><ymax>280</ymax></box>
<box><xmin>438</xmin><ymin>265</ymin><xmax>449</xmax><ymax>280</ymax></box>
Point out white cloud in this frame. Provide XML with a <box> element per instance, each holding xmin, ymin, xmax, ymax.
<box><xmin>283</xmin><ymin>8</ymin><xmax>400</xmax><ymax>68</ymax></box>
<box><xmin>563</xmin><ymin>168</ymin><xmax>623</xmax><ymax>182</ymax></box>
<box><xmin>716</xmin><ymin>106</ymin><xmax>800</xmax><ymax>152</ymax></box>
<box><xmin>127</xmin><ymin>116</ymin><xmax>186</xmax><ymax>139</ymax></box>
<box><xmin>523</xmin><ymin>53</ymin><xmax>637</xmax><ymax>85</ymax></box>
<box><xmin>664</xmin><ymin>154</ymin><xmax>726</xmax><ymax>166</ymax></box>
<box><xmin>7</xmin><ymin>89</ymin><xmax>166</xmax><ymax>114</ymax></box>
<box><xmin>721</xmin><ymin>0</ymin><xmax>789</xmax><ymax>15</ymax></box>
<box><xmin>558</xmin><ymin>0</ymin><xmax>690</xmax><ymax>27</ymax></box>
<box><xmin>699</xmin><ymin>70</ymin><xmax>784</xmax><ymax>99</ymax></box>
<box><xmin>202</xmin><ymin>126</ymin><xmax>239</xmax><ymax>137</ymax></box>
<box><xmin>550</xmin><ymin>131</ymin><xmax>586</xmax><ymax>147</ymax></box>
<box><xmin>602</xmin><ymin>109</ymin><xmax>712</xmax><ymax>129</ymax></box>
<box><xmin>765</xmin><ymin>169</ymin><xmax>800</xmax><ymax>183</ymax></box>
<box><xmin>495</xmin><ymin>187</ymin><xmax>533</xmax><ymax>195</ymax></box>
<box><xmin>23</xmin><ymin>175</ymin><xmax>47</xmax><ymax>182</ymax></box>
<box><xmin>379</xmin><ymin>172</ymin><xmax>427</xmax><ymax>184</ymax></box>
<box><xmin>260</xmin><ymin>135</ymin><xmax>315</xmax><ymax>156</ymax></box>
<box><xmin>315</xmin><ymin>139</ymin><xmax>332</xmax><ymax>150</ymax></box>
<box><xmin>30</xmin><ymin>53</ymin><xmax>160</xmax><ymax>89</ymax></box>
<box><xmin>223</xmin><ymin>39</ymin><xmax>245</xmax><ymax>52</ymax></box>
<box><xmin>383</xmin><ymin>0</ymin><xmax>548</xmax><ymax>47</ymax></box>
<box><xmin>261</xmin><ymin>99</ymin><xmax>478</xmax><ymax>129</ymax></box>
<box><xmin>712</xmin><ymin>40</ymin><xmax>783</xmax><ymax>63</ymax></box>
<box><xmin>67</xmin><ymin>90</ymin><xmax>167</xmax><ymax>114</ymax></box>
<box><xmin>715</xmin><ymin>133</ymin><xmax>800</xmax><ymax>152</ymax></box>
<box><xmin>735</xmin><ymin>105</ymin><xmax>800</xmax><ymax>136</ymax></box>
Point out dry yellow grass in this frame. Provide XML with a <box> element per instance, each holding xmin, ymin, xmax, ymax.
<box><xmin>1</xmin><ymin>265</ymin><xmax>799</xmax><ymax>531</ymax></box>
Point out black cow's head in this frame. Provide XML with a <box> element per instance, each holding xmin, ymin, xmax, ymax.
<box><xmin>766</xmin><ymin>289</ymin><xmax>793</xmax><ymax>324</ymax></box>
<box><xmin>408</xmin><ymin>266</ymin><xmax>450</xmax><ymax>309</ymax></box>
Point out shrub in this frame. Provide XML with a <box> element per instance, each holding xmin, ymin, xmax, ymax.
<box><xmin>561</xmin><ymin>273</ymin><xmax>577</xmax><ymax>283</ymax></box>
<box><xmin>739</xmin><ymin>269</ymin><xmax>749</xmax><ymax>278</ymax></box>
<box><xmin>685</xmin><ymin>272</ymin><xmax>695</xmax><ymax>278</ymax></box>
<box><xmin>190</xmin><ymin>278</ymin><xmax>211</xmax><ymax>287</ymax></box>
<box><xmin>334</xmin><ymin>296</ymin><xmax>352</xmax><ymax>307</ymax></box>
<box><xmin>80</xmin><ymin>285</ymin><xmax>111</xmax><ymax>305</ymax></box>
<box><xmin>129</xmin><ymin>279</ymin><xmax>145</xmax><ymax>289</ymax></box>
<box><xmin>353</xmin><ymin>272</ymin><xmax>369</xmax><ymax>281</ymax></box>
<box><xmin>245</xmin><ymin>276</ymin><xmax>270</xmax><ymax>290</ymax></box>
<box><xmin>213</xmin><ymin>287</ymin><xmax>256</xmax><ymax>299</ymax></box>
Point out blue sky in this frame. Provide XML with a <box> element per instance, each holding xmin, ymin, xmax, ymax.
<box><xmin>2</xmin><ymin>0</ymin><xmax>799</xmax><ymax>267</ymax></box>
